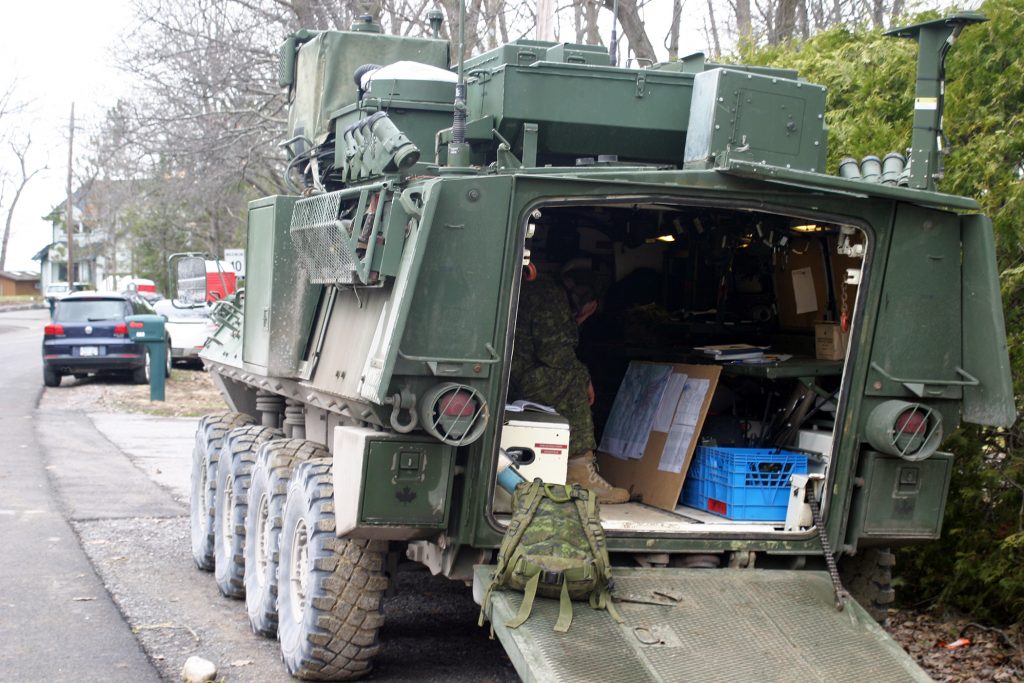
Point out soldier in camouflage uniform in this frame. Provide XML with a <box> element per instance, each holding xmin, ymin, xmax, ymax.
<box><xmin>510</xmin><ymin>271</ymin><xmax>629</xmax><ymax>504</ymax></box>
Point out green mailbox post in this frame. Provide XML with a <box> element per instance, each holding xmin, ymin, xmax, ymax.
<box><xmin>126</xmin><ymin>314</ymin><xmax>167</xmax><ymax>401</ymax></box>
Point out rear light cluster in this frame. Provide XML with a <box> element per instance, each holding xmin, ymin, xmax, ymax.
<box><xmin>44</xmin><ymin>324</ymin><xmax>65</xmax><ymax>337</ymax></box>
<box><xmin>113</xmin><ymin>323</ymin><xmax>128</xmax><ymax>337</ymax></box>
<box><xmin>866</xmin><ymin>400</ymin><xmax>943</xmax><ymax>462</ymax></box>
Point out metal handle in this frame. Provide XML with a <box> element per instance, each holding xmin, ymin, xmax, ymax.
<box><xmin>398</xmin><ymin>342</ymin><xmax>500</xmax><ymax>365</ymax></box>
<box><xmin>870</xmin><ymin>362</ymin><xmax>979</xmax><ymax>387</ymax></box>
<box><xmin>870</xmin><ymin>362</ymin><xmax>979</xmax><ymax>397</ymax></box>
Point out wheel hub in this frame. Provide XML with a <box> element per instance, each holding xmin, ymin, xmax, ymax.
<box><xmin>255</xmin><ymin>494</ymin><xmax>270</xmax><ymax>587</ymax></box>
<box><xmin>221</xmin><ymin>476</ymin><xmax>234</xmax><ymax>546</ymax></box>
<box><xmin>289</xmin><ymin>518</ymin><xmax>310</xmax><ymax>623</ymax></box>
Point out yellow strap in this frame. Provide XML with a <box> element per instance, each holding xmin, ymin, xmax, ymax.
<box><xmin>554</xmin><ymin>579</ymin><xmax>574</xmax><ymax>633</ymax></box>
<box><xmin>506</xmin><ymin>571</ymin><xmax>540</xmax><ymax>629</ymax></box>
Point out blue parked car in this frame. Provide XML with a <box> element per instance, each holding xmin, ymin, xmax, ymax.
<box><xmin>42</xmin><ymin>292</ymin><xmax>171</xmax><ymax>387</ymax></box>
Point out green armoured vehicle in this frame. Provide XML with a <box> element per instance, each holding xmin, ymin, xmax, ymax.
<box><xmin>182</xmin><ymin>11</ymin><xmax>1015</xmax><ymax>681</ymax></box>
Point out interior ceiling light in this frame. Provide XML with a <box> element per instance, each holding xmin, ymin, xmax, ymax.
<box><xmin>792</xmin><ymin>224</ymin><xmax>824</xmax><ymax>232</ymax></box>
<box><xmin>656</xmin><ymin>234</ymin><xmax>676</xmax><ymax>242</ymax></box>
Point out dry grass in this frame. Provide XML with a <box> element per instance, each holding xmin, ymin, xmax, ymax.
<box><xmin>39</xmin><ymin>365</ymin><xmax>227</xmax><ymax>417</ymax></box>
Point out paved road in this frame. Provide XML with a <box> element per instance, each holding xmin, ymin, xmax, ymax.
<box><xmin>0</xmin><ymin>308</ymin><xmax>159</xmax><ymax>682</ymax></box>
<box><xmin>1</xmin><ymin>308</ymin><xmax>516</xmax><ymax>682</ymax></box>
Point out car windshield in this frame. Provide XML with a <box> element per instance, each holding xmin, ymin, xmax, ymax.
<box><xmin>55</xmin><ymin>299</ymin><xmax>126</xmax><ymax>322</ymax></box>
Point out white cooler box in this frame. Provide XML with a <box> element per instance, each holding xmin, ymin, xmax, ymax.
<box><xmin>494</xmin><ymin>411</ymin><xmax>570</xmax><ymax>513</ymax></box>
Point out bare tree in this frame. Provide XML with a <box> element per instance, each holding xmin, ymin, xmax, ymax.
<box><xmin>0</xmin><ymin>136</ymin><xmax>46</xmax><ymax>272</ymax></box>
<box><xmin>603</xmin><ymin>0</ymin><xmax>656</xmax><ymax>63</ymax></box>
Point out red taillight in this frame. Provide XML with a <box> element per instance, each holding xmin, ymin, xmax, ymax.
<box><xmin>113</xmin><ymin>323</ymin><xmax>128</xmax><ymax>337</ymax></box>
<box><xmin>44</xmin><ymin>324</ymin><xmax>65</xmax><ymax>336</ymax></box>
<box><xmin>895</xmin><ymin>409</ymin><xmax>927</xmax><ymax>437</ymax></box>
<box><xmin>129</xmin><ymin>321</ymin><xmax>144</xmax><ymax>329</ymax></box>
<box><xmin>439</xmin><ymin>390</ymin><xmax>477</xmax><ymax>417</ymax></box>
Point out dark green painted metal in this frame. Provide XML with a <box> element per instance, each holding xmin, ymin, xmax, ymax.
<box><xmin>359</xmin><ymin>439</ymin><xmax>455</xmax><ymax>528</ymax></box>
<box><xmin>721</xmin><ymin>159</ymin><xmax>980</xmax><ymax>210</ymax></box>
<box><xmin>961</xmin><ymin>214</ymin><xmax>1016</xmax><ymax>427</ymax></box>
<box><xmin>397</xmin><ymin>176</ymin><xmax>514</xmax><ymax>381</ymax></box>
<box><xmin>684</xmin><ymin>69</ymin><xmax>827</xmax><ymax>172</ymax></box>
<box><xmin>848</xmin><ymin>451</ymin><xmax>952</xmax><ymax>541</ymax></box>
<box><xmin>868</xmin><ymin>203</ymin><xmax>962</xmax><ymax>400</ymax></box>
<box><xmin>465</xmin><ymin>62</ymin><xmax>696</xmax><ymax>165</ymax></box>
<box><xmin>886</xmin><ymin>13</ymin><xmax>987</xmax><ymax>190</ymax></box>
<box><xmin>241</xmin><ymin>196</ymin><xmax>320</xmax><ymax>376</ymax></box>
<box><xmin>463</xmin><ymin>38</ymin><xmax>608</xmax><ymax>71</ymax></box>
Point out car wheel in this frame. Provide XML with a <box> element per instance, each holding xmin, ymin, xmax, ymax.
<box><xmin>244</xmin><ymin>438</ymin><xmax>328</xmax><ymax>638</ymax></box>
<box><xmin>278</xmin><ymin>459</ymin><xmax>388</xmax><ymax>680</ymax></box>
<box><xmin>190</xmin><ymin>411</ymin><xmax>257</xmax><ymax>571</ymax></box>
<box><xmin>213</xmin><ymin>425</ymin><xmax>283</xmax><ymax>598</ymax></box>
<box><xmin>132</xmin><ymin>351</ymin><xmax>150</xmax><ymax>384</ymax></box>
<box><xmin>164</xmin><ymin>338</ymin><xmax>173</xmax><ymax>378</ymax></box>
<box><xmin>43</xmin><ymin>367</ymin><xmax>62</xmax><ymax>387</ymax></box>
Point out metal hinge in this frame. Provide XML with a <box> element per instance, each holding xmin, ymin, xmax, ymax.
<box><xmin>635</xmin><ymin>73</ymin><xmax>646</xmax><ymax>98</ymax></box>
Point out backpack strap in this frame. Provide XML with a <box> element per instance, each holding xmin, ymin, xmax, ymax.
<box><xmin>573</xmin><ymin>489</ymin><xmax>624</xmax><ymax>625</ymax></box>
<box><xmin>554</xmin><ymin>578</ymin><xmax>574</xmax><ymax>633</ymax></box>
<box><xmin>505</xmin><ymin>570</ymin><xmax>541</xmax><ymax>629</ymax></box>
<box><xmin>479</xmin><ymin>481</ymin><xmax>547</xmax><ymax>629</ymax></box>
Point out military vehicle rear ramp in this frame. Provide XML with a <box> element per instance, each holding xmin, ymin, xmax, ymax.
<box><xmin>474</xmin><ymin>566</ymin><xmax>930</xmax><ymax>682</ymax></box>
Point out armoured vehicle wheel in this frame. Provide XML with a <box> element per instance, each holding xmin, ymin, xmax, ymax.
<box><xmin>214</xmin><ymin>425</ymin><xmax>283</xmax><ymax>598</ymax></box>
<box><xmin>190</xmin><ymin>411</ymin><xmax>256</xmax><ymax>571</ymax></box>
<box><xmin>244</xmin><ymin>438</ymin><xmax>328</xmax><ymax>637</ymax></box>
<box><xmin>278</xmin><ymin>459</ymin><xmax>388</xmax><ymax>681</ymax></box>
<box><xmin>840</xmin><ymin>546</ymin><xmax>896</xmax><ymax>623</ymax></box>
<box><xmin>43</xmin><ymin>367</ymin><xmax>61</xmax><ymax>387</ymax></box>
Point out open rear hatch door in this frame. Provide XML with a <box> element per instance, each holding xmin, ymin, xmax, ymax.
<box><xmin>473</xmin><ymin>566</ymin><xmax>929</xmax><ymax>682</ymax></box>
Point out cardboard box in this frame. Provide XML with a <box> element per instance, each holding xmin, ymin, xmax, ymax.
<box><xmin>814</xmin><ymin>322</ymin><xmax>849</xmax><ymax>360</ymax></box>
<box><xmin>596</xmin><ymin>363</ymin><xmax>721</xmax><ymax>512</ymax></box>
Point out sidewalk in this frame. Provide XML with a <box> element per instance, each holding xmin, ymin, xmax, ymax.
<box><xmin>89</xmin><ymin>413</ymin><xmax>197</xmax><ymax>502</ymax></box>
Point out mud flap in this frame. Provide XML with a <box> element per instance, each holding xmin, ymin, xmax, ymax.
<box><xmin>473</xmin><ymin>565</ymin><xmax>930</xmax><ymax>683</ymax></box>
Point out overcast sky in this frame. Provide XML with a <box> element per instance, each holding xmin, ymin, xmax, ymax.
<box><xmin>0</xmin><ymin>0</ymin><xmax>136</xmax><ymax>272</ymax></box>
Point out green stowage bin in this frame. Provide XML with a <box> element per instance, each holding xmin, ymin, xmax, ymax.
<box><xmin>467</xmin><ymin>62</ymin><xmax>695</xmax><ymax>165</ymax></box>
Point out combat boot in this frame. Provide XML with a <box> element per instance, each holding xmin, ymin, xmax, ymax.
<box><xmin>566</xmin><ymin>451</ymin><xmax>630</xmax><ymax>504</ymax></box>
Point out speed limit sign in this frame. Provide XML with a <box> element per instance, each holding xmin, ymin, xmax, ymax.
<box><xmin>224</xmin><ymin>248</ymin><xmax>246</xmax><ymax>277</ymax></box>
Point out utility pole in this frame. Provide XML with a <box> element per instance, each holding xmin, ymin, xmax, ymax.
<box><xmin>64</xmin><ymin>104</ymin><xmax>75</xmax><ymax>287</ymax></box>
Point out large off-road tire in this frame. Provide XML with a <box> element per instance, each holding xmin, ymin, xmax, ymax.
<box><xmin>213</xmin><ymin>425</ymin><xmax>283</xmax><ymax>598</ymax></box>
<box><xmin>278</xmin><ymin>459</ymin><xmax>388</xmax><ymax>681</ymax></box>
<box><xmin>244</xmin><ymin>438</ymin><xmax>328</xmax><ymax>637</ymax></box>
<box><xmin>840</xmin><ymin>546</ymin><xmax>896</xmax><ymax>623</ymax></box>
<box><xmin>190</xmin><ymin>411</ymin><xmax>256</xmax><ymax>571</ymax></box>
<box><xmin>43</xmin><ymin>367</ymin><xmax>62</xmax><ymax>387</ymax></box>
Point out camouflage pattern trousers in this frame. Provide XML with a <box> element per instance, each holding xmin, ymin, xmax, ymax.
<box><xmin>514</xmin><ymin>366</ymin><xmax>596</xmax><ymax>457</ymax></box>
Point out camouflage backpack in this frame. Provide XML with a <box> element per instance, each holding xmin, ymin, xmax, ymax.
<box><xmin>480</xmin><ymin>480</ymin><xmax>621</xmax><ymax>633</ymax></box>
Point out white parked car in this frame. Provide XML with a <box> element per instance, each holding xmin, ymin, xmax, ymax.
<box><xmin>153</xmin><ymin>299</ymin><xmax>217</xmax><ymax>364</ymax></box>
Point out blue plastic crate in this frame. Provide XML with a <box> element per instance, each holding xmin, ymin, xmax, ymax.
<box><xmin>680</xmin><ymin>447</ymin><xmax>808</xmax><ymax>521</ymax></box>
